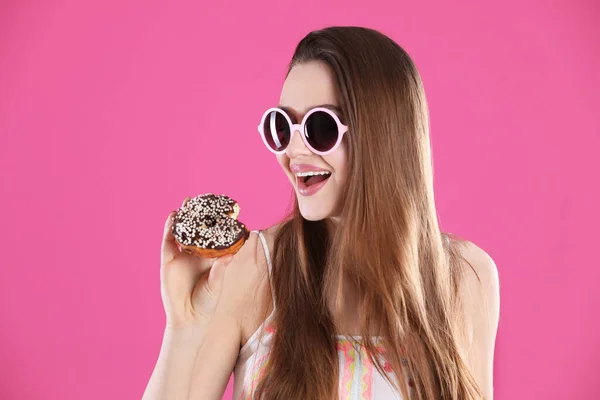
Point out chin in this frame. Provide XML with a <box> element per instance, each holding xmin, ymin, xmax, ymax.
<box><xmin>297</xmin><ymin>198</ymin><xmax>338</xmax><ymax>221</ymax></box>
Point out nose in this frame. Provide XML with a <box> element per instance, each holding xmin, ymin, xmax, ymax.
<box><xmin>285</xmin><ymin>128</ymin><xmax>311</xmax><ymax>159</ymax></box>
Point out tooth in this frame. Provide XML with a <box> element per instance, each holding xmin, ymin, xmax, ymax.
<box><xmin>295</xmin><ymin>170</ymin><xmax>332</xmax><ymax>177</ymax></box>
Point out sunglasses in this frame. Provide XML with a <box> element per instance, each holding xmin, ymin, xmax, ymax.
<box><xmin>258</xmin><ymin>107</ymin><xmax>349</xmax><ymax>155</ymax></box>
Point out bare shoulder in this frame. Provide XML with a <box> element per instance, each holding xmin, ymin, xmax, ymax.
<box><xmin>234</xmin><ymin>221</ymin><xmax>285</xmax><ymax>275</ymax></box>
<box><xmin>453</xmin><ymin>238</ymin><xmax>500</xmax><ymax>398</ymax></box>
<box><xmin>457</xmin><ymin>240</ymin><xmax>499</xmax><ymax>301</ymax></box>
<box><xmin>218</xmin><ymin>231</ymin><xmax>266</xmax><ymax>313</ymax></box>
<box><xmin>456</xmin><ymin>240</ymin><xmax>500</xmax><ymax>327</ymax></box>
<box><xmin>259</xmin><ymin>221</ymin><xmax>285</xmax><ymax>247</ymax></box>
<box><xmin>223</xmin><ymin>222</ymin><xmax>284</xmax><ymax>345</ymax></box>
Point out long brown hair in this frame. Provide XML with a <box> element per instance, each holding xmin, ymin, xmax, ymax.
<box><xmin>255</xmin><ymin>26</ymin><xmax>481</xmax><ymax>399</ymax></box>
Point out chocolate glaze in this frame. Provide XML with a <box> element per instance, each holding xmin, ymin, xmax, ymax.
<box><xmin>172</xmin><ymin>194</ymin><xmax>249</xmax><ymax>250</ymax></box>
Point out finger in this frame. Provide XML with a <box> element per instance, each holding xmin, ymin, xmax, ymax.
<box><xmin>206</xmin><ymin>254</ymin><xmax>234</xmax><ymax>296</ymax></box>
<box><xmin>197</xmin><ymin>256</ymin><xmax>217</xmax><ymax>274</ymax></box>
<box><xmin>181</xmin><ymin>196</ymin><xmax>191</xmax><ymax>208</ymax></box>
<box><xmin>161</xmin><ymin>210</ymin><xmax>179</xmax><ymax>265</ymax></box>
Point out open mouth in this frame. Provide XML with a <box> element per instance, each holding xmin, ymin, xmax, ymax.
<box><xmin>297</xmin><ymin>171</ymin><xmax>332</xmax><ymax>187</ymax></box>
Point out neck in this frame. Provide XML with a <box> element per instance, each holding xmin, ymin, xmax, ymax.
<box><xmin>325</xmin><ymin>215</ymin><xmax>341</xmax><ymax>233</ymax></box>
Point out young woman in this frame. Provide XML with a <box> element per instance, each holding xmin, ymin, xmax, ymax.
<box><xmin>143</xmin><ymin>26</ymin><xmax>500</xmax><ymax>400</ymax></box>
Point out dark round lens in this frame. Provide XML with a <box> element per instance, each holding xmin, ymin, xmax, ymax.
<box><xmin>262</xmin><ymin>110</ymin><xmax>290</xmax><ymax>152</ymax></box>
<box><xmin>304</xmin><ymin>111</ymin><xmax>339</xmax><ymax>152</ymax></box>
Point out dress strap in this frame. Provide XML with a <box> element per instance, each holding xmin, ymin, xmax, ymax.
<box><xmin>253</xmin><ymin>230</ymin><xmax>276</xmax><ymax>308</ymax></box>
<box><xmin>256</xmin><ymin>231</ymin><xmax>273</xmax><ymax>274</ymax></box>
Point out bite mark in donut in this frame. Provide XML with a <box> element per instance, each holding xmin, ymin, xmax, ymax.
<box><xmin>171</xmin><ymin>194</ymin><xmax>249</xmax><ymax>258</ymax></box>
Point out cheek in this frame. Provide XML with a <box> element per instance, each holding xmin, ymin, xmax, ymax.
<box><xmin>276</xmin><ymin>154</ymin><xmax>290</xmax><ymax>174</ymax></box>
<box><xmin>276</xmin><ymin>154</ymin><xmax>287</xmax><ymax>167</ymax></box>
<box><xmin>326</xmin><ymin>148</ymin><xmax>348</xmax><ymax>183</ymax></box>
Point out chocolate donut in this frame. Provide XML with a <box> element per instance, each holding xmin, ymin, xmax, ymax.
<box><xmin>172</xmin><ymin>194</ymin><xmax>249</xmax><ymax>258</ymax></box>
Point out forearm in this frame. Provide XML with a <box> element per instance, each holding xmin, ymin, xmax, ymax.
<box><xmin>142</xmin><ymin>326</ymin><xmax>206</xmax><ymax>400</ymax></box>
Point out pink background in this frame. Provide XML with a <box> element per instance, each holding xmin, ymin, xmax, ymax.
<box><xmin>1</xmin><ymin>0</ymin><xmax>598</xmax><ymax>399</ymax></box>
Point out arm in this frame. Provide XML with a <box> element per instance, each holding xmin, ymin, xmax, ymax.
<box><xmin>188</xmin><ymin>232</ymin><xmax>264</xmax><ymax>400</ymax></box>
<box><xmin>458</xmin><ymin>241</ymin><xmax>501</xmax><ymax>399</ymax></box>
<box><xmin>142</xmin><ymin>326</ymin><xmax>207</xmax><ymax>400</ymax></box>
<box><xmin>186</xmin><ymin>305</ymin><xmax>242</xmax><ymax>399</ymax></box>
<box><xmin>142</xmin><ymin>291</ymin><xmax>243</xmax><ymax>400</ymax></box>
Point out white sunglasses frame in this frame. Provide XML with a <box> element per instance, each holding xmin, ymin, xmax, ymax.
<box><xmin>257</xmin><ymin>107</ymin><xmax>349</xmax><ymax>156</ymax></box>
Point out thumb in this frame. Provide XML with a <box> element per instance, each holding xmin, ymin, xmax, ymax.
<box><xmin>206</xmin><ymin>254</ymin><xmax>234</xmax><ymax>296</ymax></box>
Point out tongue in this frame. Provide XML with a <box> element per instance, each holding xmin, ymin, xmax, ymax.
<box><xmin>305</xmin><ymin>174</ymin><xmax>330</xmax><ymax>186</ymax></box>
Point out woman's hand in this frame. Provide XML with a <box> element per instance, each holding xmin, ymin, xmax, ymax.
<box><xmin>160</xmin><ymin>198</ymin><xmax>233</xmax><ymax>330</ymax></box>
